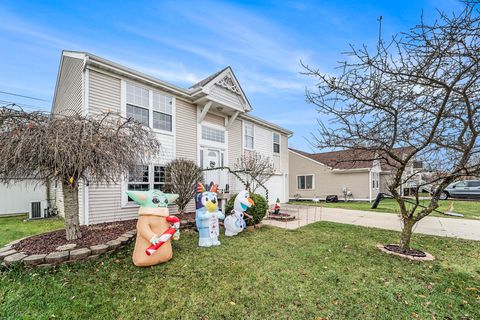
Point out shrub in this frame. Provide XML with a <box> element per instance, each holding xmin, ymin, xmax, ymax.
<box><xmin>165</xmin><ymin>158</ymin><xmax>203</xmax><ymax>213</ymax></box>
<box><xmin>225</xmin><ymin>193</ymin><xmax>268</xmax><ymax>225</ymax></box>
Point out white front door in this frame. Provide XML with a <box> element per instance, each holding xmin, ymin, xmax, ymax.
<box><xmin>202</xmin><ymin>148</ymin><xmax>225</xmax><ymax>187</ymax></box>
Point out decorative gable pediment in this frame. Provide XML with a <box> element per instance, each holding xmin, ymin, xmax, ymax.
<box><xmin>216</xmin><ymin>74</ymin><xmax>241</xmax><ymax>95</ymax></box>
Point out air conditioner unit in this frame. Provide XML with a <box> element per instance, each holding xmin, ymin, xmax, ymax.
<box><xmin>29</xmin><ymin>200</ymin><xmax>48</xmax><ymax>219</ymax></box>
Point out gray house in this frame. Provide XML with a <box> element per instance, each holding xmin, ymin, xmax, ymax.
<box><xmin>51</xmin><ymin>51</ymin><xmax>292</xmax><ymax>225</ymax></box>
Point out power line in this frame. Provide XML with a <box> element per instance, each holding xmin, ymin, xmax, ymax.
<box><xmin>0</xmin><ymin>90</ymin><xmax>49</xmax><ymax>102</ymax></box>
<box><xmin>0</xmin><ymin>99</ymin><xmax>49</xmax><ymax>111</ymax></box>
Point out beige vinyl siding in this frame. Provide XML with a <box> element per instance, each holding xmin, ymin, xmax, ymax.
<box><xmin>88</xmin><ymin>182</ymin><xmax>137</xmax><ymax>224</ymax></box>
<box><xmin>380</xmin><ymin>173</ymin><xmax>392</xmax><ymax>194</ymax></box>
<box><xmin>176</xmin><ymin>100</ymin><xmax>197</xmax><ymax>161</ymax></box>
<box><xmin>53</xmin><ymin>56</ymin><xmax>83</xmax><ymax>116</ymax></box>
<box><xmin>280</xmin><ymin>135</ymin><xmax>289</xmax><ymax>173</ymax></box>
<box><xmin>289</xmin><ymin>151</ymin><xmax>370</xmax><ymax>200</ymax></box>
<box><xmin>54</xmin><ymin>180</ymin><xmax>65</xmax><ymax>217</ymax></box>
<box><xmin>88</xmin><ymin>69</ymin><xmax>121</xmax><ymax>114</ymax></box>
<box><xmin>228</xmin><ymin>118</ymin><xmax>242</xmax><ymax>166</ymax></box>
<box><xmin>175</xmin><ymin>100</ymin><xmax>197</xmax><ymax>213</ymax></box>
<box><xmin>204</xmin><ymin>112</ymin><xmax>225</xmax><ymax>127</ymax></box>
<box><xmin>86</xmin><ymin>70</ymin><xmax>129</xmax><ymax>224</ymax></box>
<box><xmin>210</xmin><ymin>85</ymin><xmax>244</xmax><ymax>111</ymax></box>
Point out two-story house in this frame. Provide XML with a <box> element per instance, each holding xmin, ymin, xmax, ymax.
<box><xmin>50</xmin><ymin>51</ymin><xmax>292</xmax><ymax>225</ymax></box>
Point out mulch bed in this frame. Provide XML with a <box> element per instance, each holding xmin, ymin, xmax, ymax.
<box><xmin>377</xmin><ymin>244</ymin><xmax>435</xmax><ymax>261</ymax></box>
<box><xmin>383</xmin><ymin>244</ymin><xmax>427</xmax><ymax>257</ymax></box>
<box><xmin>13</xmin><ymin>219</ymin><xmax>137</xmax><ymax>255</ymax></box>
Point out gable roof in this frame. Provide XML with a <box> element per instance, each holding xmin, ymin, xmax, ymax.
<box><xmin>57</xmin><ymin>50</ymin><xmax>290</xmax><ymax>133</ymax></box>
<box><xmin>190</xmin><ymin>67</ymin><xmax>229</xmax><ymax>89</ymax></box>
<box><xmin>289</xmin><ymin>147</ymin><xmax>415</xmax><ymax>171</ymax></box>
<box><xmin>190</xmin><ymin>66</ymin><xmax>252</xmax><ymax>112</ymax></box>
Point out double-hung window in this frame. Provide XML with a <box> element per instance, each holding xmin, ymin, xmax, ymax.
<box><xmin>273</xmin><ymin>133</ymin><xmax>280</xmax><ymax>154</ymax></box>
<box><xmin>297</xmin><ymin>175</ymin><xmax>314</xmax><ymax>190</ymax></box>
<box><xmin>126</xmin><ymin>82</ymin><xmax>173</xmax><ymax>132</ymax></box>
<box><xmin>127</xmin><ymin>164</ymin><xmax>166</xmax><ymax>202</ymax></box>
<box><xmin>126</xmin><ymin>83</ymin><xmax>149</xmax><ymax>126</ymax></box>
<box><xmin>244</xmin><ymin>122</ymin><xmax>254</xmax><ymax>149</ymax></box>
<box><xmin>152</xmin><ymin>92</ymin><xmax>173</xmax><ymax>132</ymax></box>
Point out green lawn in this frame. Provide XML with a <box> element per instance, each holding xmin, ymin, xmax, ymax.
<box><xmin>1</xmin><ymin>222</ymin><xmax>479</xmax><ymax>319</ymax></box>
<box><xmin>289</xmin><ymin>199</ymin><xmax>480</xmax><ymax>220</ymax></box>
<box><xmin>0</xmin><ymin>214</ymin><xmax>65</xmax><ymax>246</ymax></box>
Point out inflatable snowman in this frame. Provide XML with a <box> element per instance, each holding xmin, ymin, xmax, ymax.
<box><xmin>224</xmin><ymin>190</ymin><xmax>254</xmax><ymax>237</ymax></box>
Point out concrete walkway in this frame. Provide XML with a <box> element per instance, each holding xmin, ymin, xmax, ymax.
<box><xmin>263</xmin><ymin>204</ymin><xmax>480</xmax><ymax>241</ymax></box>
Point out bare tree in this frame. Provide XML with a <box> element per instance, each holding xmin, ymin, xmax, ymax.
<box><xmin>0</xmin><ymin>105</ymin><xmax>160</xmax><ymax>240</ymax></box>
<box><xmin>234</xmin><ymin>151</ymin><xmax>275</xmax><ymax>193</ymax></box>
<box><xmin>302</xmin><ymin>2</ymin><xmax>480</xmax><ymax>252</ymax></box>
<box><xmin>164</xmin><ymin>158</ymin><xmax>203</xmax><ymax>214</ymax></box>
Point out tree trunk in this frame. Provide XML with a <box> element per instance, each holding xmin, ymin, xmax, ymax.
<box><xmin>399</xmin><ymin>218</ymin><xmax>415</xmax><ymax>251</ymax></box>
<box><xmin>62</xmin><ymin>181</ymin><xmax>82</xmax><ymax>240</ymax></box>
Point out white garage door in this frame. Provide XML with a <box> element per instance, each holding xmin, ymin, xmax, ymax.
<box><xmin>0</xmin><ymin>180</ymin><xmax>46</xmax><ymax>216</ymax></box>
<box><xmin>260</xmin><ymin>174</ymin><xmax>286</xmax><ymax>205</ymax></box>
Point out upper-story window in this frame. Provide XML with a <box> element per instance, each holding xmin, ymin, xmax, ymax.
<box><xmin>244</xmin><ymin>122</ymin><xmax>254</xmax><ymax>149</ymax></box>
<box><xmin>273</xmin><ymin>133</ymin><xmax>280</xmax><ymax>154</ymax></box>
<box><xmin>202</xmin><ymin>126</ymin><xmax>225</xmax><ymax>143</ymax></box>
<box><xmin>125</xmin><ymin>82</ymin><xmax>173</xmax><ymax>132</ymax></box>
<box><xmin>152</xmin><ymin>92</ymin><xmax>173</xmax><ymax>131</ymax></box>
<box><xmin>126</xmin><ymin>83</ymin><xmax>149</xmax><ymax>126</ymax></box>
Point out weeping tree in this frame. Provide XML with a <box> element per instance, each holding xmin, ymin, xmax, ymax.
<box><xmin>165</xmin><ymin>158</ymin><xmax>203</xmax><ymax>214</ymax></box>
<box><xmin>234</xmin><ymin>151</ymin><xmax>275</xmax><ymax>193</ymax></box>
<box><xmin>303</xmin><ymin>2</ymin><xmax>480</xmax><ymax>253</ymax></box>
<box><xmin>0</xmin><ymin>105</ymin><xmax>160</xmax><ymax>240</ymax></box>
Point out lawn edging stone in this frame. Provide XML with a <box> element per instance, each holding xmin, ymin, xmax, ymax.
<box><xmin>90</xmin><ymin>244</ymin><xmax>109</xmax><ymax>255</ymax></box>
<box><xmin>22</xmin><ymin>254</ymin><xmax>47</xmax><ymax>266</ymax></box>
<box><xmin>0</xmin><ymin>249</ymin><xmax>17</xmax><ymax>262</ymax></box>
<box><xmin>45</xmin><ymin>251</ymin><xmax>69</xmax><ymax>264</ymax></box>
<box><xmin>1</xmin><ymin>227</ymin><xmax>136</xmax><ymax>269</ymax></box>
<box><xmin>4</xmin><ymin>252</ymin><xmax>27</xmax><ymax>266</ymax></box>
<box><xmin>69</xmin><ymin>248</ymin><xmax>91</xmax><ymax>261</ymax></box>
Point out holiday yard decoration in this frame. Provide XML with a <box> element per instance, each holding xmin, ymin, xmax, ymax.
<box><xmin>224</xmin><ymin>190</ymin><xmax>254</xmax><ymax>237</ymax></box>
<box><xmin>127</xmin><ymin>190</ymin><xmax>179</xmax><ymax>267</ymax></box>
<box><xmin>0</xmin><ymin>106</ymin><xmax>160</xmax><ymax>241</ymax></box>
<box><xmin>195</xmin><ymin>182</ymin><xmax>225</xmax><ymax>247</ymax></box>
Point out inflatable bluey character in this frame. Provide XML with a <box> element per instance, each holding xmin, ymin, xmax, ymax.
<box><xmin>195</xmin><ymin>182</ymin><xmax>225</xmax><ymax>247</ymax></box>
<box><xmin>224</xmin><ymin>190</ymin><xmax>255</xmax><ymax>237</ymax></box>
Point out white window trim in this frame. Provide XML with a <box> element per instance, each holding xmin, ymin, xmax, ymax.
<box><xmin>272</xmin><ymin>132</ymin><xmax>280</xmax><ymax>154</ymax></box>
<box><xmin>122</xmin><ymin>80</ymin><xmax>175</xmax><ymax>137</ymax></box>
<box><xmin>120</xmin><ymin>164</ymin><xmax>167</xmax><ymax>207</ymax></box>
<box><xmin>296</xmin><ymin>174</ymin><xmax>315</xmax><ymax>190</ymax></box>
<box><xmin>243</xmin><ymin>121</ymin><xmax>255</xmax><ymax>151</ymax></box>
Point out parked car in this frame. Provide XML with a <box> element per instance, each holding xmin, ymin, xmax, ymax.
<box><xmin>439</xmin><ymin>180</ymin><xmax>480</xmax><ymax>200</ymax></box>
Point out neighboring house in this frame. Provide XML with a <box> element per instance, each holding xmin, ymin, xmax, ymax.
<box><xmin>288</xmin><ymin>147</ymin><xmax>422</xmax><ymax>201</ymax></box>
<box><xmin>0</xmin><ymin>180</ymin><xmax>46</xmax><ymax>216</ymax></box>
<box><xmin>50</xmin><ymin>50</ymin><xmax>292</xmax><ymax>225</ymax></box>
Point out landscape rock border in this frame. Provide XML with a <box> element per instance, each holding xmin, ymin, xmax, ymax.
<box><xmin>376</xmin><ymin>244</ymin><xmax>435</xmax><ymax>261</ymax></box>
<box><xmin>0</xmin><ymin>229</ymin><xmax>136</xmax><ymax>269</ymax></box>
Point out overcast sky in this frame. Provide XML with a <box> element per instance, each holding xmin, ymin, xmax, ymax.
<box><xmin>0</xmin><ymin>0</ymin><xmax>462</xmax><ymax>151</ymax></box>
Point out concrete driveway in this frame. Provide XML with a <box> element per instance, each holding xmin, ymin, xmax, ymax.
<box><xmin>263</xmin><ymin>204</ymin><xmax>480</xmax><ymax>241</ymax></box>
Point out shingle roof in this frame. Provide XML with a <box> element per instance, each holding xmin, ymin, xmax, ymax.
<box><xmin>289</xmin><ymin>147</ymin><xmax>415</xmax><ymax>170</ymax></box>
<box><xmin>189</xmin><ymin>66</ymin><xmax>230</xmax><ymax>89</ymax></box>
